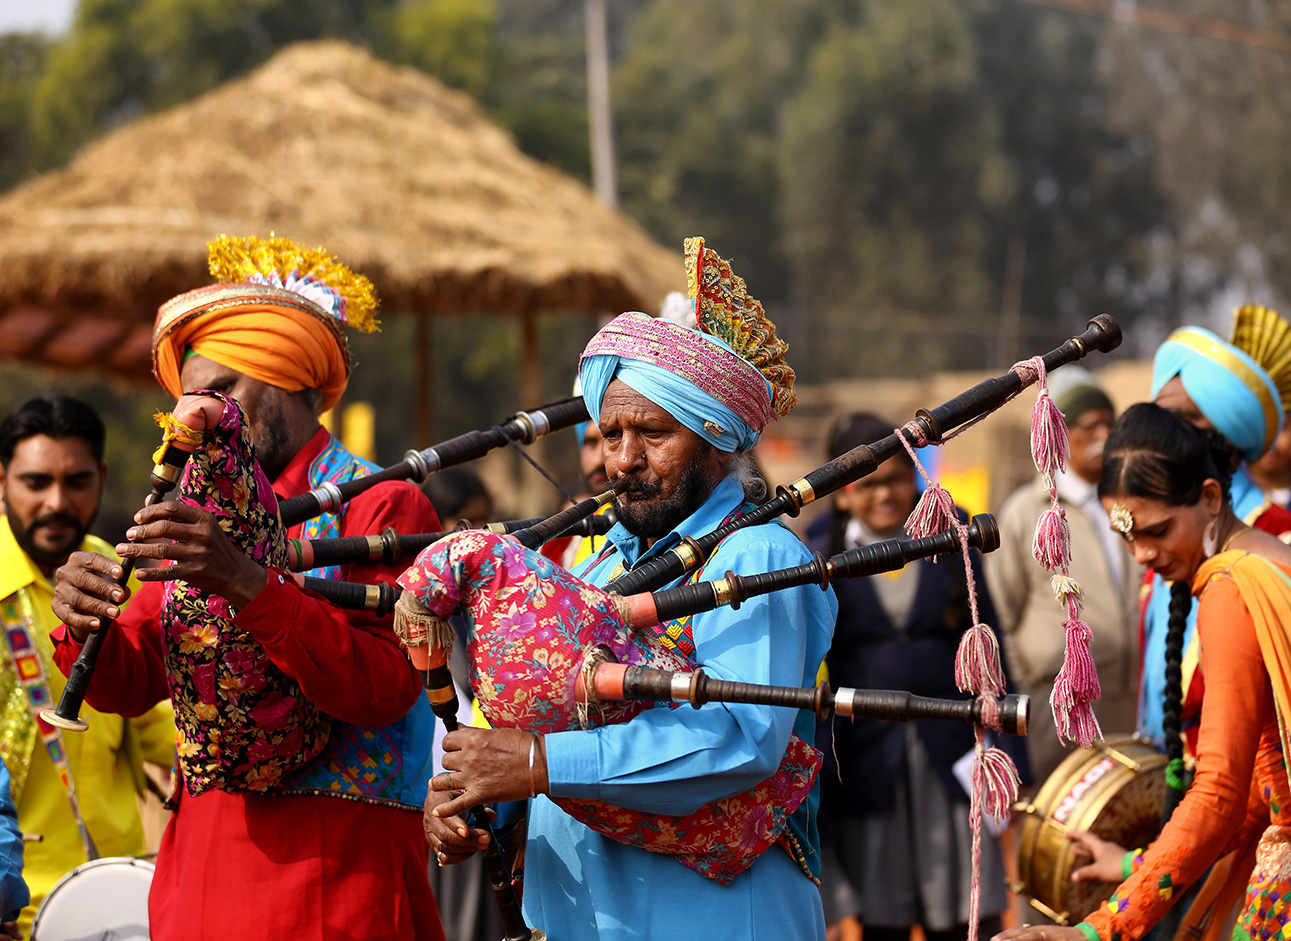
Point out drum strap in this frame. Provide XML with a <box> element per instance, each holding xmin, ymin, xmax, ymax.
<box><xmin>0</xmin><ymin>589</ymin><xmax>99</xmax><ymax>861</ymax></box>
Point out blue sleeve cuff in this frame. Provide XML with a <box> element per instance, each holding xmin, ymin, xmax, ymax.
<box><xmin>543</xmin><ymin>728</ymin><xmax>602</xmax><ymax>799</ymax></box>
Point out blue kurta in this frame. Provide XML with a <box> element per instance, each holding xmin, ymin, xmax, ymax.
<box><xmin>1138</xmin><ymin>465</ymin><xmax>1268</xmax><ymax>744</ymax></box>
<box><xmin>523</xmin><ymin>475</ymin><xmax>838</xmax><ymax>940</ymax></box>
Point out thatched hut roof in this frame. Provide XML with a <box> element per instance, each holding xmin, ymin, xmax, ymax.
<box><xmin>0</xmin><ymin>40</ymin><xmax>683</xmax><ymax>381</ymax></box>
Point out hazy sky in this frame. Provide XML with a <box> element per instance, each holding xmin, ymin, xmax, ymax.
<box><xmin>0</xmin><ymin>0</ymin><xmax>75</xmax><ymax>35</ymax></box>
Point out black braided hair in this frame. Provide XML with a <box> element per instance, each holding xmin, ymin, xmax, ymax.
<box><xmin>1162</xmin><ymin>580</ymin><xmax>1192</xmax><ymax>815</ymax></box>
<box><xmin>1098</xmin><ymin>402</ymin><xmax>1233</xmax><ymax>813</ymax></box>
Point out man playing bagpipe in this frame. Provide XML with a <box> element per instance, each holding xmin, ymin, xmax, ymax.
<box><xmin>420</xmin><ymin>238</ymin><xmax>839</xmax><ymax>940</ymax></box>
<box><xmin>49</xmin><ymin>236</ymin><xmax>446</xmax><ymax>941</ymax></box>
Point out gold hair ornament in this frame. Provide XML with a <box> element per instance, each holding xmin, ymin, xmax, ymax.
<box><xmin>1109</xmin><ymin>502</ymin><xmax>1134</xmax><ymax>539</ymax></box>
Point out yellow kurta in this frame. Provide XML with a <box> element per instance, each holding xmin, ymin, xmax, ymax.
<box><xmin>0</xmin><ymin>518</ymin><xmax>175</xmax><ymax>932</ymax></box>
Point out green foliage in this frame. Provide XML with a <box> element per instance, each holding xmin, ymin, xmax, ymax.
<box><xmin>17</xmin><ymin>0</ymin><xmax>499</xmax><ymax>180</ymax></box>
<box><xmin>615</xmin><ymin>0</ymin><xmax>833</xmax><ymax>301</ymax></box>
<box><xmin>780</xmin><ymin>0</ymin><xmax>1000</xmax><ymax>318</ymax></box>
<box><xmin>3</xmin><ymin>0</ymin><xmax>1291</xmax><ymax>391</ymax></box>
<box><xmin>0</xmin><ymin>33</ymin><xmax>48</xmax><ymax>186</ymax></box>
<box><xmin>381</xmin><ymin>0</ymin><xmax>497</xmax><ymax>100</ymax></box>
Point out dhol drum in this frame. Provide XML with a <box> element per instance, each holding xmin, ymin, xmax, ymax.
<box><xmin>1012</xmin><ymin>736</ymin><xmax>1167</xmax><ymax>925</ymax></box>
<box><xmin>32</xmin><ymin>856</ymin><xmax>154</xmax><ymax>941</ymax></box>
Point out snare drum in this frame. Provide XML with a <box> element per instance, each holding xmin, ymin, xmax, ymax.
<box><xmin>1012</xmin><ymin>737</ymin><xmax>1167</xmax><ymax>925</ymax></box>
<box><xmin>32</xmin><ymin>856</ymin><xmax>154</xmax><ymax>941</ymax></box>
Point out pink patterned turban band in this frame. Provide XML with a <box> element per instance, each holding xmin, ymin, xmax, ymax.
<box><xmin>579</xmin><ymin>313</ymin><xmax>774</xmax><ymax>452</ymax></box>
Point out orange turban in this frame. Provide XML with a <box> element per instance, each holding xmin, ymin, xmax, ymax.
<box><xmin>153</xmin><ymin>284</ymin><xmax>352</xmax><ymax>412</ymax></box>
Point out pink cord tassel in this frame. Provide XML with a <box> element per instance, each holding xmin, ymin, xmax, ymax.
<box><xmin>973</xmin><ymin>746</ymin><xmax>1021</xmax><ymax>821</ymax></box>
<box><xmin>1031</xmin><ymin>506</ymin><xmax>1071</xmax><ymax>572</ymax></box>
<box><xmin>1059</xmin><ymin>617</ymin><xmax>1102</xmax><ymax>702</ymax></box>
<box><xmin>1050</xmin><ymin>683</ymin><xmax>1101</xmax><ymax>747</ymax></box>
<box><xmin>1030</xmin><ymin>392</ymin><xmax>1070</xmax><ymax>477</ymax></box>
<box><xmin>954</xmin><ymin>623</ymin><xmax>1005</xmax><ymax>698</ymax></box>
<box><xmin>904</xmin><ymin>483</ymin><xmax>957</xmax><ymax>539</ymax></box>
<box><xmin>1051</xmin><ymin>618</ymin><xmax>1103</xmax><ymax>749</ymax></box>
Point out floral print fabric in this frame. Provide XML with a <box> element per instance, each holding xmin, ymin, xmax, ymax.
<box><xmin>163</xmin><ymin>392</ymin><xmax>330</xmax><ymax>794</ymax></box>
<box><xmin>397</xmin><ymin>528</ymin><xmax>821</xmax><ymax>885</ymax></box>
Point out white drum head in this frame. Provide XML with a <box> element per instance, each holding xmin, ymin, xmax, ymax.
<box><xmin>32</xmin><ymin>856</ymin><xmax>154</xmax><ymax>941</ymax></box>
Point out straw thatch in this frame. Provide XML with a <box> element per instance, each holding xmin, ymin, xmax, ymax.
<box><xmin>0</xmin><ymin>40</ymin><xmax>683</xmax><ymax>380</ymax></box>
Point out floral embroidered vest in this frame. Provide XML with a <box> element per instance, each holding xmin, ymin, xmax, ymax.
<box><xmin>275</xmin><ymin>434</ymin><xmax>436</xmax><ymax>809</ymax></box>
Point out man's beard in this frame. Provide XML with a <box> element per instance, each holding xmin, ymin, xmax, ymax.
<box><xmin>614</xmin><ymin>460</ymin><xmax>722</xmax><ymax>540</ymax></box>
<box><xmin>9</xmin><ymin>510</ymin><xmax>92</xmax><ymax>571</ymax></box>
<box><xmin>252</xmin><ymin>396</ymin><xmax>292</xmax><ymax>481</ymax></box>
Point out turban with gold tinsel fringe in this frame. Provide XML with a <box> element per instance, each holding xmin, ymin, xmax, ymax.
<box><xmin>152</xmin><ymin>236</ymin><xmax>379</xmax><ymax>413</ymax></box>
<box><xmin>579</xmin><ymin>238</ymin><xmax>793</xmax><ymax>453</ymax></box>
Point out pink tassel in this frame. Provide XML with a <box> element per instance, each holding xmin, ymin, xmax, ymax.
<box><xmin>1030</xmin><ymin>392</ymin><xmax>1070</xmax><ymax>477</ymax></box>
<box><xmin>973</xmin><ymin>746</ymin><xmax>1021</xmax><ymax>821</ymax></box>
<box><xmin>904</xmin><ymin>483</ymin><xmax>957</xmax><ymax>538</ymax></box>
<box><xmin>1050</xmin><ymin>643</ymin><xmax>1103</xmax><ymax>749</ymax></box>
<box><xmin>954</xmin><ymin>623</ymin><xmax>1005</xmax><ymax>698</ymax></box>
<box><xmin>1031</xmin><ymin>506</ymin><xmax>1071</xmax><ymax>572</ymax></box>
<box><xmin>1059</xmin><ymin>618</ymin><xmax>1102</xmax><ymax>702</ymax></box>
<box><xmin>1051</xmin><ymin>692</ymin><xmax>1101</xmax><ymax>748</ymax></box>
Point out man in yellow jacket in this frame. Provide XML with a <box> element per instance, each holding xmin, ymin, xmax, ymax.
<box><xmin>0</xmin><ymin>395</ymin><xmax>175</xmax><ymax>935</ymax></box>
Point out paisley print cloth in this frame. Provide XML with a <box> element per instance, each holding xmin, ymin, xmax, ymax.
<box><xmin>397</xmin><ymin>528</ymin><xmax>821</xmax><ymax>885</ymax></box>
<box><xmin>163</xmin><ymin>392</ymin><xmax>330</xmax><ymax>794</ymax></box>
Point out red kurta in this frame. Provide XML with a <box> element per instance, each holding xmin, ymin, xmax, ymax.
<box><xmin>52</xmin><ymin>428</ymin><xmax>446</xmax><ymax>941</ymax></box>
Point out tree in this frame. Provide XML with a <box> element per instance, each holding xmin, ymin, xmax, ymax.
<box><xmin>21</xmin><ymin>0</ymin><xmax>498</xmax><ymax>176</ymax></box>
<box><xmin>0</xmin><ymin>33</ymin><xmax>48</xmax><ymax>187</ymax></box>
<box><xmin>778</xmin><ymin>0</ymin><xmax>1006</xmax><ymax>375</ymax></box>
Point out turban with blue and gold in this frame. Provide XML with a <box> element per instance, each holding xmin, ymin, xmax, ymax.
<box><xmin>579</xmin><ymin>237</ymin><xmax>795</xmax><ymax>453</ymax></box>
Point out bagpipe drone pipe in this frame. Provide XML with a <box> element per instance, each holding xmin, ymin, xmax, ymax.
<box><xmin>276</xmin><ymin>395</ymin><xmax>590</xmax><ymax>528</ymax></box>
<box><xmin>603</xmin><ymin>313</ymin><xmax>1122</xmax><ymax>597</ymax></box>
<box><xmin>284</xmin><ymin>493</ymin><xmax>619</xmax><ymax>572</ymax></box>
<box><xmin>392</xmin><ymin>513</ymin><xmax>1021</xmax><ymax>885</ymax></box>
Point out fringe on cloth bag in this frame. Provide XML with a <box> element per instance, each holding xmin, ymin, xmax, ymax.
<box><xmin>894</xmin><ymin>353</ymin><xmax>1100</xmax><ymax>941</ymax></box>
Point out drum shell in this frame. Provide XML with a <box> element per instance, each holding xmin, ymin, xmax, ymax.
<box><xmin>32</xmin><ymin>856</ymin><xmax>154</xmax><ymax>941</ymax></box>
<box><xmin>1013</xmin><ymin>737</ymin><xmax>1166</xmax><ymax>925</ymax></box>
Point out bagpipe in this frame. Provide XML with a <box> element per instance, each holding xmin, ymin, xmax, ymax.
<box><xmin>383</xmin><ymin>315</ymin><xmax>1121</xmax><ymax>894</ymax></box>
<box><xmin>44</xmin><ymin>392</ymin><xmax>548</xmax><ymax>940</ymax></box>
<box><xmin>391</xmin><ymin>510</ymin><xmax>1018</xmax><ymax>884</ymax></box>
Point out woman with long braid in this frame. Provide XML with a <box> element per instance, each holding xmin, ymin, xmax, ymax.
<box><xmin>994</xmin><ymin>402</ymin><xmax>1291</xmax><ymax>941</ymax></box>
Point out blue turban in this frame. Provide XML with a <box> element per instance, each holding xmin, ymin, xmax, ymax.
<box><xmin>1151</xmin><ymin>326</ymin><xmax>1282</xmax><ymax>462</ymax></box>
<box><xmin>579</xmin><ymin>318</ymin><xmax>773</xmax><ymax>453</ymax></box>
<box><xmin>580</xmin><ymin>354</ymin><xmax>759</xmax><ymax>452</ymax></box>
